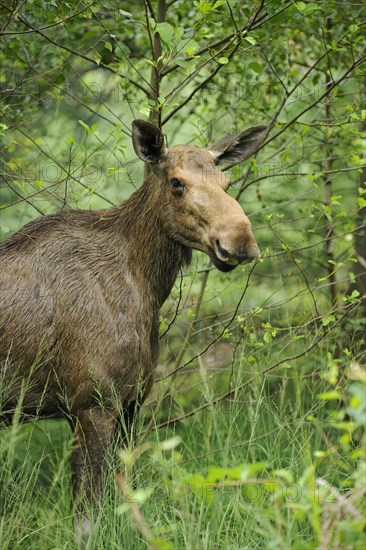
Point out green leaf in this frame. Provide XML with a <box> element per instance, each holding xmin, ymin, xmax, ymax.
<box><xmin>175</xmin><ymin>27</ymin><xmax>185</xmax><ymax>40</ymax></box>
<box><xmin>78</xmin><ymin>120</ymin><xmax>94</xmax><ymax>135</ymax></box>
<box><xmin>248</xmin><ymin>61</ymin><xmax>263</xmax><ymax>74</ymax></box>
<box><xmin>182</xmin><ymin>472</ymin><xmax>207</xmax><ymax>497</ymax></box>
<box><xmin>313</xmin><ymin>450</ymin><xmax>326</xmax><ymax>457</ymax></box>
<box><xmin>117</xmin><ymin>488</ymin><xmax>153</xmax><ymax>507</ymax></box>
<box><xmin>321</xmin><ymin>314</ymin><xmax>336</xmax><ymax>327</ymax></box>
<box><xmin>93</xmin><ymin>51</ymin><xmax>101</xmax><ymax>65</ymax></box>
<box><xmin>104</xmin><ymin>41</ymin><xmax>112</xmax><ymax>52</ymax></box>
<box><xmin>156</xmin><ymin>22</ymin><xmax>175</xmax><ymax>44</ymax></box>
<box><xmin>343</xmin><ymin>290</ymin><xmax>361</xmax><ymax>303</ymax></box>
<box><xmin>148</xmin><ymin>17</ymin><xmax>156</xmax><ymax>30</ymax></box>
<box><xmin>116</xmin><ymin>503</ymin><xmax>130</xmax><ymax>514</ymax></box>
<box><xmin>217</xmin><ymin>56</ymin><xmax>229</xmax><ymax>64</ymax></box>
<box><xmin>149</xmin><ymin>539</ymin><xmax>174</xmax><ymax>550</ymax></box>
<box><xmin>132</xmin><ymin>487</ymin><xmax>154</xmax><ymax>504</ymax></box>
<box><xmin>212</xmin><ymin>0</ymin><xmax>226</xmax><ymax>8</ymax></box>
<box><xmin>244</xmin><ymin>35</ymin><xmax>256</xmax><ymax>45</ymax></box>
<box><xmin>139</xmin><ymin>106</ymin><xmax>151</xmax><ymax>117</ymax></box>
<box><xmin>184</xmin><ymin>40</ymin><xmax>200</xmax><ymax>58</ymax></box>
<box><xmin>145</xmin><ymin>59</ymin><xmax>157</xmax><ymax>67</ymax></box>
<box><xmin>158</xmin><ymin>95</ymin><xmax>165</xmax><ymax>107</ymax></box>
<box><xmin>239</xmin><ymin>462</ymin><xmax>268</xmax><ymax>480</ymax></box>
<box><xmin>194</xmin><ymin>1</ymin><xmax>213</xmax><ymax>14</ymax></box>
<box><xmin>294</xmin><ymin>1</ymin><xmax>306</xmax><ymax>12</ymax></box>
<box><xmin>118</xmin><ymin>9</ymin><xmax>132</xmax><ymax>18</ymax></box>
<box><xmin>317</xmin><ymin>391</ymin><xmax>341</xmax><ymax>400</ymax></box>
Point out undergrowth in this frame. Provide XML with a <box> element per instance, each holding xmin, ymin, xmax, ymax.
<box><xmin>0</xmin><ymin>331</ymin><xmax>365</xmax><ymax>550</ymax></box>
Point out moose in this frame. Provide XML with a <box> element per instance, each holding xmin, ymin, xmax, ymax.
<box><xmin>0</xmin><ymin>119</ymin><xmax>266</xmax><ymax>539</ymax></box>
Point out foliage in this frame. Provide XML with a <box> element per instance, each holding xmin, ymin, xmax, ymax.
<box><xmin>0</xmin><ymin>0</ymin><xmax>365</xmax><ymax>548</ymax></box>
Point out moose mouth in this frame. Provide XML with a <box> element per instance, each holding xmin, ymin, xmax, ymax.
<box><xmin>208</xmin><ymin>239</ymin><xmax>258</xmax><ymax>272</ymax></box>
<box><xmin>209</xmin><ymin>245</ymin><xmax>240</xmax><ymax>272</ymax></box>
<box><xmin>210</xmin><ymin>253</ymin><xmax>238</xmax><ymax>272</ymax></box>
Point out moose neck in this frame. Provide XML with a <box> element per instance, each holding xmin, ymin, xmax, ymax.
<box><xmin>110</xmin><ymin>174</ymin><xmax>191</xmax><ymax>308</ymax></box>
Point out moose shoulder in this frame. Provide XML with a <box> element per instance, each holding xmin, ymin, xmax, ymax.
<box><xmin>0</xmin><ymin>120</ymin><xmax>266</xmax><ymax>540</ymax></box>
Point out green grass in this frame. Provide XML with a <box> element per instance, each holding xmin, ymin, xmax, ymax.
<box><xmin>1</xmin><ymin>331</ymin><xmax>365</xmax><ymax>549</ymax></box>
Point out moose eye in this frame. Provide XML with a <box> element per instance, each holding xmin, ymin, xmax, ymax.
<box><xmin>170</xmin><ymin>178</ymin><xmax>184</xmax><ymax>192</ymax></box>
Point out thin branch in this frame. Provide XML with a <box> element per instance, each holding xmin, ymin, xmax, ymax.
<box><xmin>264</xmin><ymin>53</ymin><xmax>366</xmax><ymax>148</ymax></box>
<box><xmin>0</xmin><ymin>175</ymin><xmax>45</xmax><ymax>215</ymax></box>
<box><xmin>160</xmin><ymin>269</ymin><xmax>184</xmax><ymax>339</ymax></box>
<box><xmin>0</xmin><ymin>1</ymin><xmax>99</xmax><ymax>36</ymax></box>
<box><xmin>161</xmin><ymin>0</ymin><xmax>273</xmax><ymax>77</ymax></box>
<box><xmin>15</xmin><ymin>128</ymin><xmax>115</xmax><ymax>206</ymax></box>
<box><xmin>157</xmin><ymin>260</ymin><xmax>258</xmax><ymax>382</ymax></box>
<box><xmin>7</xmin><ymin>12</ymin><xmax>152</xmax><ymax>98</ymax></box>
<box><xmin>151</xmin><ymin>299</ymin><xmax>363</xmax><ymax>431</ymax></box>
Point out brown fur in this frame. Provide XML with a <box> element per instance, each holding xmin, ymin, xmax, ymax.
<box><xmin>0</xmin><ymin>120</ymin><xmax>266</xmax><ymax>538</ymax></box>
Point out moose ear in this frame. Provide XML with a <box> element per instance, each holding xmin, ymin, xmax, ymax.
<box><xmin>132</xmin><ymin>119</ymin><xmax>166</xmax><ymax>164</ymax></box>
<box><xmin>209</xmin><ymin>125</ymin><xmax>268</xmax><ymax>166</ymax></box>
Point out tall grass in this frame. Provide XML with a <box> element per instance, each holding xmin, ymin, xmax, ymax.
<box><xmin>1</xmin><ymin>328</ymin><xmax>365</xmax><ymax>549</ymax></box>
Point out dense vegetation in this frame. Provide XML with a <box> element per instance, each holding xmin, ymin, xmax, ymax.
<box><xmin>0</xmin><ymin>1</ymin><xmax>365</xmax><ymax>548</ymax></box>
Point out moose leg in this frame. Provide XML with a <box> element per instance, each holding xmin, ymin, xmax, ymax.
<box><xmin>71</xmin><ymin>407</ymin><xmax>117</xmax><ymax>543</ymax></box>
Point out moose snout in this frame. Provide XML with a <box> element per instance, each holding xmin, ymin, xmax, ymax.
<box><xmin>214</xmin><ymin>238</ymin><xmax>259</xmax><ymax>264</ymax></box>
<box><xmin>210</xmin><ymin>217</ymin><xmax>259</xmax><ymax>266</ymax></box>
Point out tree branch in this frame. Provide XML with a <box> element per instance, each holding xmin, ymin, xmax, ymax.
<box><xmin>10</xmin><ymin>13</ymin><xmax>152</xmax><ymax>98</ymax></box>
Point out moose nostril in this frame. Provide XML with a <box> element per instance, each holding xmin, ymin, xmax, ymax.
<box><xmin>215</xmin><ymin>239</ymin><xmax>230</xmax><ymax>261</ymax></box>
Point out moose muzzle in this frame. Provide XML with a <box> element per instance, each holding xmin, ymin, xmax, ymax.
<box><xmin>209</xmin><ymin>214</ymin><xmax>259</xmax><ymax>272</ymax></box>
